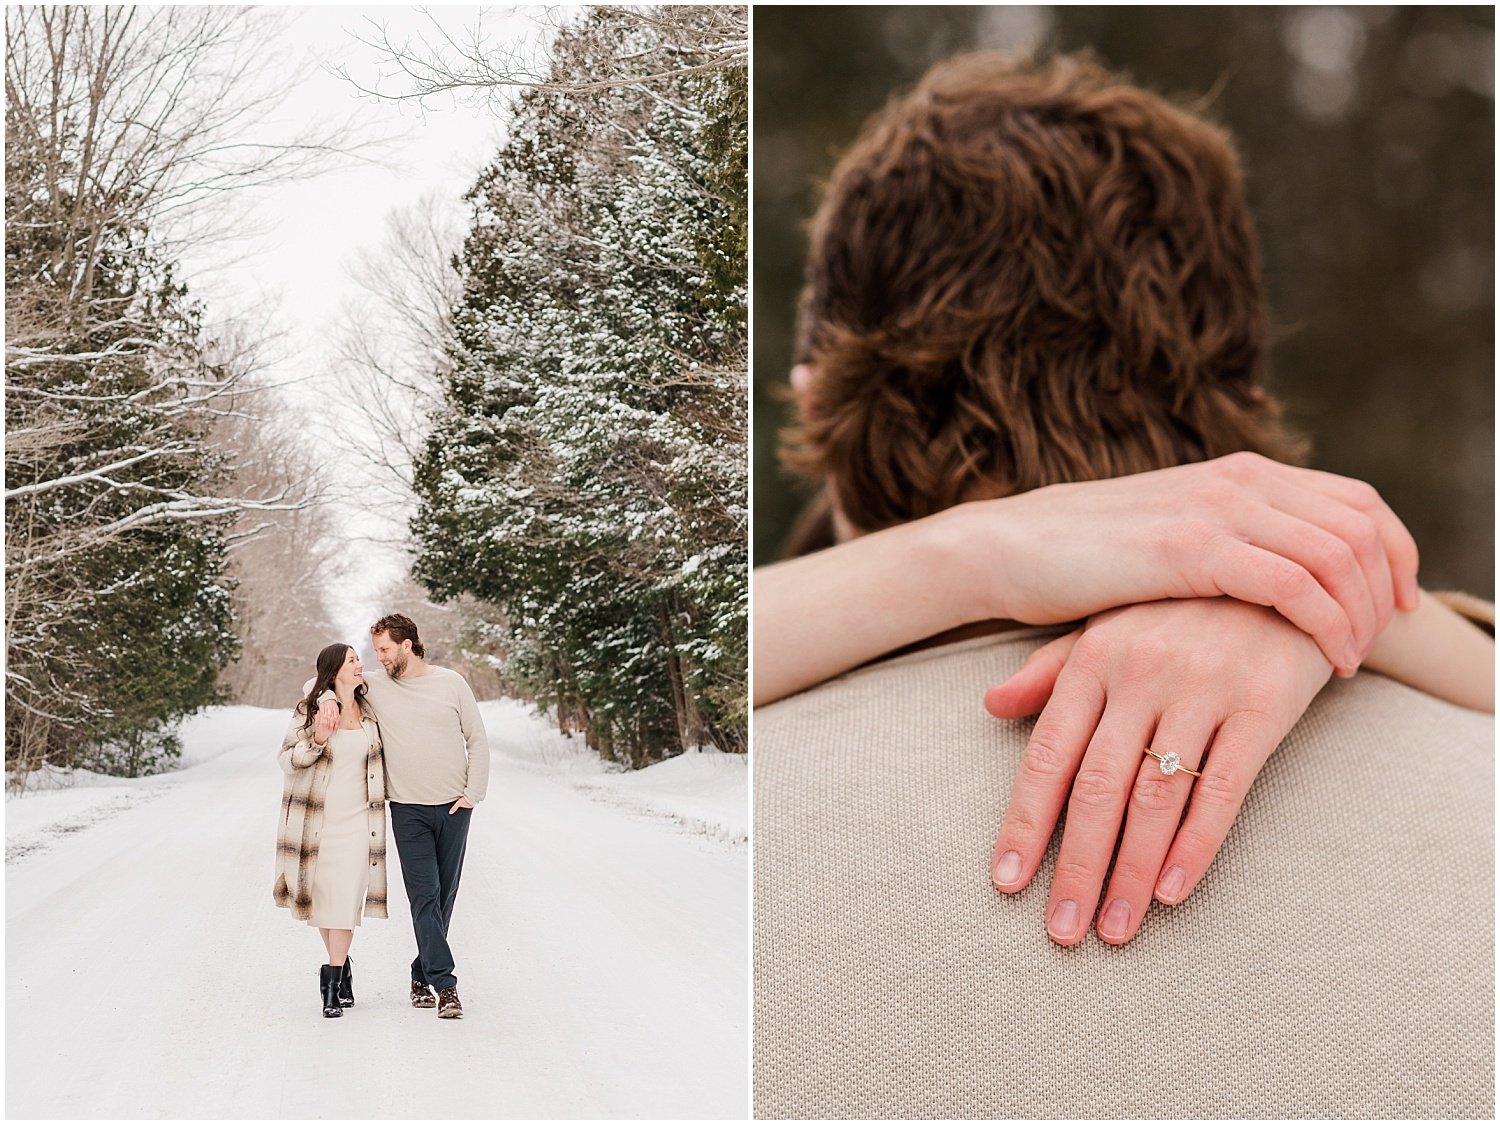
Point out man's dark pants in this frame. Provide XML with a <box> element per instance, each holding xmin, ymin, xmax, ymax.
<box><xmin>389</xmin><ymin>801</ymin><xmax>471</xmax><ymax>991</ymax></box>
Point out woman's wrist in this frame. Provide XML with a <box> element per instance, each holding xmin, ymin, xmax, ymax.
<box><xmin>752</xmin><ymin>504</ymin><xmax>1013</xmax><ymax>707</ymax></box>
<box><xmin>928</xmin><ymin>498</ymin><xmax>1020</xmax><ymax>626</ymax></box>
<box><xmin>838</xmin><ymin>509</ymin><xmax>992</xmax><ymax>638</ymax></box>
<box><xmin>1363</xmin><ymin>590</ymin><xmax>1495</xmax><ymax>712</ymax></box>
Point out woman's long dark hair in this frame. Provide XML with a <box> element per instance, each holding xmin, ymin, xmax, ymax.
<box><xmin>295</xmin><ymin>643</ymin><xmax>367</xmax><ymax>731</ymax></box>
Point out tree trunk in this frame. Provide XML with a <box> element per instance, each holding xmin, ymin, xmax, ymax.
<box><xmin>660</xmin><ymin>598</ymin><xmax>706</xmax><ymax>756</ymax></box>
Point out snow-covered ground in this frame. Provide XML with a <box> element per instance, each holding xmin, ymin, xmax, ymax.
<box><xmin>479</xmin><ymin>699</ymin><xmax>749</xmax><ymax>846</ymax></box>
<box><xmin>6</xmin><ymin>700</ymin><xmax>748</xmax><ymax>1119</ymax></box>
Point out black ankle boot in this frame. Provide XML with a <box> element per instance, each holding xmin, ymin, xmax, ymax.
<box><xmin>319</xmin><ymin>965</ymin><xmax>343</xmax><ymax>1018</ymax></box>
<box><xmin>337</xmin><ymin>956</ymin><xmax>354</xmax><ymax>1007</ymax></box>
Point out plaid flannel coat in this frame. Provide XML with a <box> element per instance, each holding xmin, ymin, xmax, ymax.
<box><xmin>273</xmin><ymin>698</ymin><xmax>388</xmax><ymax>921</ymax></box>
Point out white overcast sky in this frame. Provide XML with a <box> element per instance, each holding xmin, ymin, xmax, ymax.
<box><xmin>181</xmin><ymin>6</ymin><xmax>519</xmax><ymax>370</ymax></box>
<box><xmin>174</xmin><ymin>5</ymin><xmax>540</xmax><ymax>643</ymax></box>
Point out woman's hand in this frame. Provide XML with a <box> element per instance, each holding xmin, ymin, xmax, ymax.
<box><xmin>313</xmin><ymin>703</ymin><xmax>338</xmax><ymax>746</ymax></box>
<box><xmin>964</xmin><ymin>451</ymin><xmax>1420</xmax><ymax>676</ymax></box>
<box><xmin>986</xmin><ymin>598</ymin><xmax>1333</xmax><ymax>946</ymax></box>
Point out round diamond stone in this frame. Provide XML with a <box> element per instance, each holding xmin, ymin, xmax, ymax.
<box><xmin>1158</xmin><ymin>751</ymin><xmax>1181</xmax><ymax>776</ymax></box>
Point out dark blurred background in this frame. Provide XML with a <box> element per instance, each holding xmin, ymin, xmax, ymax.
<box><xmin>753</xmin><ymin>5</ymin><xmax>1494</xmax><ymax>598</ymax></box>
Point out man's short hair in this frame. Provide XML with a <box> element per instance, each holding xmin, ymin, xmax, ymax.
<box><xmin>782</xmin><ymin>51</ymin><xmax>1304</xmax><ymax>537</ymax></box>
<box><xmin>370</xmin><ymin>613</ymin><xmax>425</xmax><ymax>658</ymax></box>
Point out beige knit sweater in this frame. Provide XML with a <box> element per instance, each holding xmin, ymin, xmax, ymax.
<box><xmin>361</xmin><ymin>667</ymin><xmax>489</xmax><ymax>805</ymax></box>
<box><xmin>753</xmin><ymin>626</ymin><xmax>1494</xmax><ymax>1119</ymax></box>
<box><xmin>312</xmin><ymin>667</ymin><xmax>490</xmax><ymax>805</ymax></box>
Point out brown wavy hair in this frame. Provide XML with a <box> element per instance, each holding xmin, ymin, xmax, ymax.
<box><xmin>370</xmin><ymin>613</ymin><xmax>425</xmax><ymax>658</ymax></box>
<box><xmin>781</xmin><ymin>51</ymin><xmax>1303</xmax><ymax>548</ymax></box>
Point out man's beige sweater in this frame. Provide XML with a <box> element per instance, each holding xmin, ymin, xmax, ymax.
<box><xmin>318</xmin><ymin>667</ymin><xmax>490</xmax><ymax>805</ymax></box>
<box><xmin>754</xmin><ymin>626</ymin><xmax>1494</xmax><ymax>1119</ymax></box>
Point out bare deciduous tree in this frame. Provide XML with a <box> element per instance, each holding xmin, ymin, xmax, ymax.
<box><xmin>5</xmin><ymin>5</ymin><xmax>374</xmax><ymax>311</ymax></box>
<box><xmin>208</xmin><ymin>396</ymin><xmax>344</xmax><ymax>708</ymax></box>
<box><xmin>4</xmin><ymin>3</ymin><xmax>374</xmax><ymax>551</ymax></box>
<box><xmin>326</xmin><ymin>192</ymin><xmax>463</xmax><ymax>516</ymax></box>
<box><xmin>337</xmin><ymin>5</ymin><xmax>747</xmax><ymax>108</ymax></box>
<box><xmin>4</xmin><ymin>4</ymin><xmax>373</xmax><ymax>776</ymax></box>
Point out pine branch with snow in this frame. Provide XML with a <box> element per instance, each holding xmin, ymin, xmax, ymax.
<box><xmin>407</xmin><ymin>7</ymin><xmax>747</xmax><ymax>767</ymax></box>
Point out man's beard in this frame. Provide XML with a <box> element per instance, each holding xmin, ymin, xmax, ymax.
<box><xmin>387</xmin><ymin>652</ymin><xmax>409</xmax><ymax>680</ymax></box>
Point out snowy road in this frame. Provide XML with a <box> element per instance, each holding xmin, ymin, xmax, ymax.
<box><xmin>6</xmin><ymin>702</ymin><xmax>748</xmax><ymax>1119</ymax></box>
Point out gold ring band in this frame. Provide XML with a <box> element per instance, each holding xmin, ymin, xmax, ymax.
<box><xmin>1144</xmin><ymin>747</ymin><xmax>1201</xmax><ymax>778</ymax></box>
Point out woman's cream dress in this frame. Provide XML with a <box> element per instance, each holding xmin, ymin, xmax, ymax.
<box><xmin>306</xmin><ymin>726</ymin><xmax>372</xmax><ymax>929</ymax></box>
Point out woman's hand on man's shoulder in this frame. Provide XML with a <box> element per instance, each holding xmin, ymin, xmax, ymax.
<box><xmin>985</xmin><ymin>596</ymin><xmax>1332</xmax><ymax>947</ymax></box>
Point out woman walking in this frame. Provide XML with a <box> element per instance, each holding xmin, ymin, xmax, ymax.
<box><xmin>274</xmin><ymin>643</ymin><xmax>388</xmax><ymax>1018</ymax></box>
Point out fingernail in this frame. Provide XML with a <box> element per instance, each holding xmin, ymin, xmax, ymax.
<box><xmin>1343</xmin><ymin>640</ymin><xmax>1360</xmax><ymax>669</ymax></box>
<box><xmin>1156</xmin><ymin>866</ymin><xmax>1185</xmax><ymax>903</ymax></box>
<box><xmin>993</xmin><ymin>850</ymin><xmax>1021</xmax><ymax>889</ymax></box>
<box><xmin>1098</xmin><ymin>898</ymin><xmax>1131</xmax><ymax>941</ymax></box>
<box><xmin>1047</xmin><ymin>899</ymin><xmax>1080</xmax><ymax>941</ymax></box>
<box><xmin>1407</xmin><ymin>578</ymin><xmax>1421</xmax><ymax>609</ymax></box>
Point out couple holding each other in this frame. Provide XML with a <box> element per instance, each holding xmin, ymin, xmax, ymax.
<box><xmin>753</xmin><ymin>49</ymin><xmax>1494</xmax><ymax>1118</ymax></box>
<box><xmin>273</xmin><ymin>613</ymin><xmax>489</xmax><ymax>1019</ymax></box>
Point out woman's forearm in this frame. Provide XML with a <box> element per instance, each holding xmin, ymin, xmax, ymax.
<box><xmin>1363</xmin><ymin>591</ymin><xmax>1494</xmax><ymax>713</ymax></box>
<box><xmin>752</xmin><ymin>506</ymin><xmax>1000</xmax><ymax>707</ymax></box>
<box><xmin>753</xmin><ymin>457</ymin><xmax>1432</xmax><ymax>708</ymax></box>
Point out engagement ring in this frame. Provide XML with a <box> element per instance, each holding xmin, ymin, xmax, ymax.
<box><xmin>1144</xmin><ymin>747</ymin><xmax>1201</xmax><ymax>777</ymax></box>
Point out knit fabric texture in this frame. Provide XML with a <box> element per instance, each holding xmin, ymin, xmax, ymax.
<box><xmin>361</xmin><ymin>667</ymin><xmax>490</xmax><ymax>805</ymax></box>
<box><xmin>753</xmin><ymin>627</ymin><xmax>1495</xmax><ymax>1119</ymax></box>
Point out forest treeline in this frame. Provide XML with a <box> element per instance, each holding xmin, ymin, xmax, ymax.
<box><xmin>4</xmin><ymin>7</ymin><xmax>322</xmax><ymax>779</ymax></box>
<box><xmin>4</xmin><ymin>5</ymin><xmax>748</xmax><ymax>781</ymax></box>
<box><xmin>410</xmin><ymin>7</ymin><xmax>748</xmax><ymax>765</ymax></box>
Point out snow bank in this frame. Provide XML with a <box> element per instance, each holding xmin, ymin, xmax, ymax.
<box><xmin>570</xmin><ymin>749</ymin><xmax>748</xmax><ymax>846</ymax></box>
<box><xmin>5</xmin><ymin>781</ymin><xmax>176</xmax><ymax>864</ymax></box>
<box><xmin>6</xmin><ymin>703</ymin><xmax>287</xmax><ymax>795</ymax></box>
<box><xmin>5</xmin><ymin>704</ymin><xmax>291</xmax><ymax>863</ymax></box>
<box><xmin>478</xmin><ymin>698</ymin><xmax>611</xmax><ymax>776</ymax></box>
<box><xmin>478</xmin><ymin>698</ymin><xmax>746</xmax><ymax>844</ymax></box>
<box><xmin>175</xmin><ymin>702</ymin><xmax>294</xmax><ymax>768</ymax></box>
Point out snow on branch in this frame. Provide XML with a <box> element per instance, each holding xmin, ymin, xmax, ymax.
<box><xmin>336</xmin><ymin>4</ymin><xmax>746</xmax><ymax>109</ymax></box>
<box><xmin>3</xmin><ymin>447</ymin><xmax>196</xmax><ymax>500</ymax></box>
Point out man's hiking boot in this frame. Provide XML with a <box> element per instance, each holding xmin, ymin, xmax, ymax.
<box><xmin>411</xmin><ymin>979</ymin><xmax>437</xmax><ymax>1008</ymax></box>
<box><xmin>437</xmin><ymin>986</ymin><xmax>463</xmax><ymax>1019</ymax></box>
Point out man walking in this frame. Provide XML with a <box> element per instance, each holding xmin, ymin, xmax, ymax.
<box><xmin>316</xmin><ymin>613</ymin><xmax>489</xmax><ymax>1018</ymax></box>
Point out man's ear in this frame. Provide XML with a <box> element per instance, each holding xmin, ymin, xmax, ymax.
<box><xmin>790</xmin><ymin>363</ymin><xmax>814</xmax><ymax>413</ymax></box>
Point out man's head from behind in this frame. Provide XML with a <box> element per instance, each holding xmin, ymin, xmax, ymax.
<box><xmin>782</xmin><ymin>51</ymin><xmax>1302</xmax><ymax>542</ymax></box>
<box><xmin>371</xmin><ymin>612</ymin><xmax>425</xmax><ymax>679</ymax></box>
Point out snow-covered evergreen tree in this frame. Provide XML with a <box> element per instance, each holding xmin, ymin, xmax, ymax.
<box><xmin>412</xmin><ymin>6</ymin><xmax>747</xmax><ymax>766</ymax></box>
<box><xmin>4</xmin><ymin>181</ymin><xmax>240</xmax><ymax>775</ymax></box>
